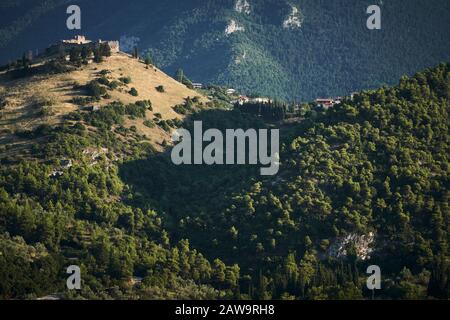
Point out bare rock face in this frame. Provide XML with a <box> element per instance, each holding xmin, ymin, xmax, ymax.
<box><xmin>225</xmin><ymin>20</ymin><xmax>245</xmax><ymax>35</ymax></box>
<box><xmin>327</xmin><ymin>232</ymin><xmax>375</xmax><ymax>261</ymax></box>
<box><xmin>283</xmin><ymin>5</ymin><xmax>303</xmax><ymax>29</ymax></box>
<box><xmin>235</xmin><ymin>0</ymin><xmax>251</xmax><ymax>15</ymax></box>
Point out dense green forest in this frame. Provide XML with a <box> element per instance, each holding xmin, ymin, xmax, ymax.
<box><xmin>0</xmin><ymin>106</ymin><xmax>239</xmax><ymax>299</ymax></box>
<box><xmin>0</xmin><ymin>63</ymin><xmax>448</xmax><ymax>299</ymax></box>
<box><xmin>1</xmin><ymin>0</ymin><xmax>449</xmax><ymax>100</ymax></box>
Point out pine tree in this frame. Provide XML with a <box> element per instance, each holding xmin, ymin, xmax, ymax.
<box><xmin>100</xmin><ymin>43</ymin><xmax>112</xmax><ymax>57</ymax></box>
<box><xmin>175</xmin><ymin>69</ymin><xmax>184</xmax><ymax>83</ymax></box>
<box><xmin>144</xmin><ymin>54</ymin><xmax>153</xmax><ymax>66</ymax></box>
<box><xmin>427</xmin><ymin>255</ymin><xmax>449</xmax><ymax>299</ymax></box>
<box><xmin>93</xmin><ymin>48</ymin><xmax>103</xmax><ymax>63</ymax></box>
<box><xmin>21</xmin><ymin>53</ymin><xmax>29</xmax><ymax>69</ymax></box>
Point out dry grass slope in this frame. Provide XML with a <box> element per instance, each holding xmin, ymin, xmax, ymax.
<box><xmin>0</xmin><ymin>52</ymin><xmax>207</xmax><ymax>153</ymax></box>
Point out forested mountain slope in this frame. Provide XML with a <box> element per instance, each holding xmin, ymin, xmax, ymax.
<box><xmin>0</xmin><ymin>26</ymin><xmax>448</xmax><ymax>298</ymax></box>
<box><xmin>0</xmin><ymin>49</ymin><xmax>232</xmax><ymax>300</ymax></box>
<box><xmin>121</xmin><ymin>63</ymin><xmax>450</xmax><ymax>299</ymax></box>
<box><xmin>1</xmin><ymin>0</ymin><xmax>449</xmax><ymax>100</ymax></box>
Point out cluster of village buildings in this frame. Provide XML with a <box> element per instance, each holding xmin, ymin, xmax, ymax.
<box><xmin>229</xmin><ymin>92</ymin><xmax>348</xmax><ymax>108</ymax></box>
<box><xmin>193</xmin><ymin>82</ymin><xmax>352</xmax><ymax>108</ymax></box>
<box><xmin>225</xmin><ymin>88</ymin><xmax>274</xmax><ymax>105</ymax></box>
<box><xmin>232</xmin><ymin>95</ymin><xmax>272</xmax><ymax>105</ymax></box>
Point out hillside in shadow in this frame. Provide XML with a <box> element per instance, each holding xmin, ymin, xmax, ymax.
<box><xmin>119</xmin><ymin>109</ymin><xmax>271</xmax><ymax>245</ymax></box>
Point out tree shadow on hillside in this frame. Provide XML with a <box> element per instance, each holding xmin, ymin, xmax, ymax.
<box><xmin>119</xmin><ymin>109</ymin><xmax>268</xmax><ymax>238</ymax></box>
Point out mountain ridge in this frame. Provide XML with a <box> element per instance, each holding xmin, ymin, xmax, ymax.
<box><xmin>1</xmin><ymin>0</ymin><xmax>449</xmax><ymax>100</ymax></box>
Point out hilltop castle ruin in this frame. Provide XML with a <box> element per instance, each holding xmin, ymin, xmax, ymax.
<box><xmin>59</xmin><ymin>35</ymin><xmax>120</xmax><ymax>53</ymax></box>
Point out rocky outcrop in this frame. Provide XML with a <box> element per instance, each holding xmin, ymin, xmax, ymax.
<box><xmin>235</xmin><ymin>0</ymin><xmax>251</xmax><ymax>15</ymax></box>
<box><xmin>327</xmin><ymin>232</ymin><xmax>375</xmax><ymax>261</ymax></box>
<box><xmin>225</xmin><ymin>20</ymin><xmax>245</xmax><ymax>35</ymax></box>
<box><xmin>283</xmin><ymin>5</ymin><xmax>303</xmax><ymax>29</ymax></box>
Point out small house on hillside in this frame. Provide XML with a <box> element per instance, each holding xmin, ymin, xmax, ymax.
<box><xmin>315</xmin><ymin>98</ymin><xmax>335</xmax><ymax>108</ymax></box>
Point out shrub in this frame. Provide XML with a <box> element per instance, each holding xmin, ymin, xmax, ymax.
<box><xmin>173</xmin><ymin>104</ymin><xmax>188</xmax><ymax>115</ymax></box>
<box><xmin>37</xmin><ymin>95</ymin><xmax>56</xmax><ymax>107</ymax></box>
<box><xmin>70</xmin><ymin>96</ymin><xmax>99</xmax><ymax>106</ymax></box>
<box><xmin>97</xmin><ymin>76</ymin><xmax>110</xmax><ymax>86</ymax></box>
<box><xmin>93</xmin><ymin>50</ymin><xmax>104</xmax><ymax>63</ymax></box>
<box><xmin>168</xmin><ymin>118</ymin><xmax>183</xmax><ymax>128</ymax></box>
<box><xmin>72</xmin><ymin>123</ymin><xmax>86</xmax><ymax>131</ymax></box>
<box><xmin>39</xmin><ymin>106</ymin><xmax>55</xmax><ymax>117</ymax></box>
<box><xmin>125</xmin><ymin>103</ymin><xmax>147</xmax><ymax>118</ymax></box>
<box><xmin>43</xmin><ymin>60</ymin><xmax>75</xmax><ymax>74</ymax></box>
<box><xmin>155</xmin><ymin>85</ymin><xmax>165</xmax><ymax>93</ymax></box>
<box><xmin>83</xmin><ymin>102</ymin><xmax>125</xmax><ymax>129</ymax></box>
<box><xmin>135</xmin><ymin>100</ymin><xmax>152</xmax><ymax>109</ymax></box>
<box><xmin>65</xmin><ymin>112</ymin><xmax>83</xmax><ymax>121</ymax></box>
<box><xmin>129</xmin><ymin>87</ymin><xmax>139</xmax><ymax>96</ymax></box>
<box><xmin>99</xmin><ymin>69</ymin><xmax>111</xmax><ymax>76</ymax></box>
<box><xmin>100</xmin><ymin>43</ymin><xmax>112</xmax><ymax>57</ymax></box>
<box><xmin>108</xmin><ymin>80</ymin><xmax>120</xmax><ymax>90</ymax></box>
<box><xmin>86</xmin><ymin>80</ymin><xmax>107</xmax><ymax>98</ymax></box>
<box><xmin>119</xmin><ymin>76</ymin><xmax>132</xmax><ymax>84</ymax></box>
<box><xmin>143</xmin><ymin>120</ymin><xmax>155</xmax><ymax>128</ymax></box>
<box><xmin>34</xmin><ymin>124</ymin><xmax>53</xmax><ymax>136</ymax></box>
<box><xmin>158</xmin><ymin>120</ymin><xmax>171</xmax><ymax>132</ymax></box>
